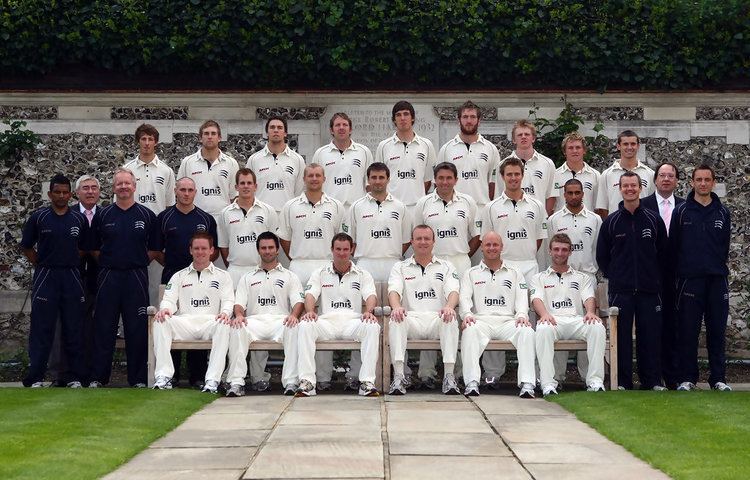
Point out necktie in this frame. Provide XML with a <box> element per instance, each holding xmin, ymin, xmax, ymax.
<box><xmin>85</xmin><ymin>209</ymin><xmax>94</xmax><ymax>225</ymax></box>
<box><xmin>661</xmin><ymin>199</ymin><xmax>672</xmax><ymax>232</ymax></box>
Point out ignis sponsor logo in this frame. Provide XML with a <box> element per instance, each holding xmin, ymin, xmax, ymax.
<box><xmin>331</xmin><ymin>299</ymin><xmax>352</xmax><ymax>309</ymax></box>
<box><xmin>334</xmin><ymin>174</ymin><xmax>353</xmax><ymax>185</ymax></box>
<box><xmin>485</xmin><ymin>297</ymin><xmax>506</xmax><ymax>306</ymax></box>
<box><xmin>371</xmin><ymin>227</ymin><xmax>392</xmax><ymax>239</ymax></box>
<box><xmin>522</xmin><ymin>185</ymin><xmax>536</xmax><ymax>195</ymax></box>
<box><xmin>201</xmin><ymin>186</ymin><xmax>222</xmax><ymax>196</ymax></box>
<box><xmin>237</xmin><ymin>233</ymin><xmax>257</xmax><ymax>244</ymax></box>
<box><xmin>551</xmin><ymin>298</ymin><xmax>574</xmax><ymax>309</ymax></box>
<box><xmin>437</xmin><ymin>227</ymin><xmax>458</xmax><ymax>239</ymax></box>
<box><xmin>257</xmin><ymin>296</ymin><xmax>277</xmax><ymax>307</ymax></box>
<box><xmin>139</xmin><ymin>193</ymin><xmax>157</xmax><ymax>203</ymax></box>
<box><xmin>304</xmin><ymin>228</ymin><xmax>324</xmax><ymax>239</ymax></box>
<box><xmin>415</xmin><ymin>289</ymin><xmax>437</xmax><ymax>300</ymax></box>
<box><xmin>572</xmin><ymin>241</ymin><xmax>585</xmax><ymax>251</ymax></box>
<box><xmin>191</xmin><ymin>296</ymin><xmax>211</xmax><ymax>308</ymax></box>
<box><xmin>267</xmin><ymin>181</ymin><xmax>285</xmax><ymax>191</ymax></box>
<box><xmin>397</xmin><ymin>169</ymin><xmax>417</xmax><ymax>179</ymax></box>
<box><xmin>507</xmin><ymin>229</ymin><xmax>528</xmax><ymax>240</ymax></box>
<box><xmin>461</xmin><ymin>170</ymin><xmax>479</xmax><ymax>180</ymax></box>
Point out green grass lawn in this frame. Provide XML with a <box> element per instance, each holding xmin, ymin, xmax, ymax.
<box><xmin>549</xmin><ymin>391</ymin><xmax>750</xmax><ymax>480</ymax></box>
<box><xmin>0</xmin><ymin>388</ymin><xmax>215</xmax><ymax>480</ymax></box>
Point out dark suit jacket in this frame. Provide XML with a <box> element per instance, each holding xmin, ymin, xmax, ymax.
<box><xmin>641</xmin><ymin>193</ymin><xmax>685</xmax><ymax>219</ymax></box>
<box><xmin>72</xmin><ymin>202</ymin><xmax>99</xmax><ymax>294</ymax></box>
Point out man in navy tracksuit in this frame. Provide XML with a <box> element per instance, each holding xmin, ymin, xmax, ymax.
<box><xmin>154</xmin><ymin>177</ymin><xmax>218</xmax><ymax>387</ymax></box>
<box><xmin>20</xmin><ymin>174</ymin><xmax>88</xmax><ymax>387</ymax></box>
<box><xmin>596</xmin><ymin>171</ymin><xmax>668</xmax><ymax>390</ymax></box>
<box><xmin>89</xmin><ymin>168</ymin><xmax>159</xmax><ymax>387</ymax></box>
<box><xmin>669</xmin><ymin>164</ymin><xmax>732</xmax><ymax>391</ymax></box>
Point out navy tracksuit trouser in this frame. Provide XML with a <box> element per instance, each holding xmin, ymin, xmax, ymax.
<box><xmin>91</xmin><ymin>268</ymin><xmax>149</xmax><ymax>386</ymax></box>
<box><xmin>609</xmin><ymin>291</ymin><xmax>663</xmax><ymax>390</ymax></box>
<box><xmin>23</xmin><ymin>267</ymin><xmax>86</xmax><ymax>386</ymax></box>
<box><xmin>676</xmin><ymin>275</ymin><xmax>729</xmax><ymax>387</ymax></box>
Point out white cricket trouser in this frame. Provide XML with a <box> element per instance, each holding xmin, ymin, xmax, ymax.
<box><xmin>227</xmin><ymin>314</ymin><xmax>298</xmax><ymax>387</ymax></box>
<box><xmin>553</xmin><ymin>271</ymin><xmax>597</xmax><ymax>382</ymax></box>
<box><xmin>147</xmin><ymin>260</ymin><xmax>163</xmax><ymax>307</ymax></box>
<box><xmin>482</xmin><ymin>259</ymin><xmax>539</xmax><ymax>378</ymax></box>
<box><xmin>297</xmin><ymin>310</ymin><xmax>380</xmax><ymax>384</ymax></box>
<box><xmin>152</xmin><ymin>314</ymin><xmax>231</xmax><ymax>383</ymax></box>
<box><xmin>356</xmin><ymin>257</ymin><xmax>400</xmax><ymax>283</ymax></box>
<box><xmin>536</xmin><ymin>315</ymin><xmax>606</xmax><ymax>389</ymax></box>
<box><xmin>461</xmin><ymin>315</ymin><xmax>536</xmax><ymax>387</ymax></box>
<box><xmin>389</xmin><ymin>311</ymin><xmax>459</xmax><ymax>369</ymax></box>
<box><xmin>228</xmin><ymin>264</ymin><xmax>273</xmax><ymax>383</ymax></box>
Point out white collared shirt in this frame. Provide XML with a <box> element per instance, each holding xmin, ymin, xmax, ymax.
<box><xmin>459</xmin><ymin>261</ymin><xmax>528</xmax><ymax>320</ymax></box>
<box><xmin>374</xmin><ymin>132</ymin><xmax>437</xmax><ymax>206</ymax></box>
<box><xmin>596</xmin><ymin>159</ymin><xmax>655</xmax><ymax>213</ymax></box>
<box><xmin>217</xmin><ymin>198</ymin><xmax>278</xmax><ymax>267</ymax></box>
<box><xmin>530</xmin><ymin>267</ymin><xmax>595</xmax><ymax>317</ymax></box>
<box><xmin>547</xmin><ymin>206</ymin><xmax>601</xmax><ymax>275</ymax></box>
<box><xmin>344</xmin><ymin>193</ymin><xmax>410</xmax><ymax>259</ymax></box>
<box><xmin>177</xmin><ymin>150</ymin><xmax>240</xmax><ymax>217</ymax></box>
<box><xmin>437</xmin><ymin>134</ymin><xmax>501</xmax><ymax>206</ymax></box>
<box><xmin>234</xmin><ymin>264</ymin><xmax>304</xmax><ymax>315</ymax></box>
<box><xmin>305</xmin><ymin>262</ymin><xmax>377</xmax><ymax>314</ymax></box>
<box><xmin>278</xmin><ymin>193</ymin><xmax>344</xmax><ymax>260</ymax></box>
<box><xmin>160</xmin><ymin>262</ymin><xmax>234</xmax><ymax>316</ymax></box>
<box><xmin>481</xmin><ymin>192</ymin><xmax>548</xmax><ymax>261</ymax></box>
<box><xmin>497</xmin><ymin>150</ymin><xmax>556</xmax><ymax>203</ymax></box>
<box><xmin>388</xmin><ymin>256</ymin><xmax>460</xmax><ymax>312</ymax></box>
<box><xmin>312</xmin><ymin>141</ymin><xmax>373</xmax><ymax>206</ymax></box>
<box><xmin>414</xmin><ymin>191</ymin><xmax>480</xmax><ymax>256</ymax></box>
<box><xmin>246</xmin><ymin>144</ymin><xmax>306</xmax><ymax>212</ymax></box>
<box><xmin>552</xmin><ymin>161</ymin><xmax>601</xmax><ymax>211</ymax></box>
<box><xmin>122</xmin><ymin>155</ymin><xmax>176</xmax><ymax>214</ymax></box>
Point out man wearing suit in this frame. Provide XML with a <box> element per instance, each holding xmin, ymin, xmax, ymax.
<box><xmin>640</xmin><ymin>162</ymin><xmax>684</xmax><ymax>389</ymax></box>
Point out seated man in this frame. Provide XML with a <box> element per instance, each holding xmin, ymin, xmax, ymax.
<box><xmin>297</xmin><ymin>233</ymin><xmax>381</xmax><ymax>397</ymax></box>
<box><xmin>152</xmin><ymin>232</ymin><xmax>234</xmax><ymax>391</ymax></box>
<box><xmin>387</xmin><ymin>224</ymin><xmax>460</xmax><ymax>395</ymax></box>
<box><xmin>228</xmin><ymin>231</ymin><xmax>303</xmax><ymax>396</ymax></box>
<box><xmin>460</xmin><ymin>231</ymin><xmax>536</xmax><ymax>398</ymax></box>
<box><xmin>532</xmin><ymin>233</ymin><xmax>607</xmax><ymax>396</ymax></box>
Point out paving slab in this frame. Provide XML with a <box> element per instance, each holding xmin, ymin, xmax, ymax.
<box><xmin>103</xmin><ymin>468</ymin><xmax>245</xmax><ymax>480</ymax></box>
<box><xmin>118</xmin><ymin>447</ymin><xmax>255</xmax><ymax>471</ymax></box>
<box><xmin>197</xmin><ymin>397</ymin><xmax>291</xmax><ymax>414</ymax></box>
<box><xmin>387</xmin><ymin>410</ymin><xmax>494</xmax><ymax>433</ymax></box>
<box><xmin>388</xmin><ymin>431</ymin><xmax>511</xmax><ymax>456</ymax></box>
<box><xmin>244</xmin><ymin>442</ymin><xmax>384</xmax><ymax>479</ymax></box>
<box><xmin>268</xmin><ymin>424</ymin><xmax>382</xmax><ymax>443</ymax></box>
<box><xmin>280</xmin><ymin>409</ymin><xmax>381</xmax><ymax>426</ymax></box>
<box><xmin>152</xmin><ymin>428</ymin><xmax>269</xmax><ymax>448</ymax></box>
<box><xmin>389</xmin><ymin>455</ymin><xmax>530</xmax><ymax>480</ymax></box>
<box><xmin>385</xmin><ymin>400</ymin><xmax>475</xmax><ymax>411</ymax></box>
<box><xmin>384</xmin><ymin>392</ymin><xmax>469</xmax><ymax>402</ymax></box>
<box><xmin>471</xmin><ymin>396</ymin><xmax>573</xmax><ymax>416</ymax></box>
<box><xmin>179</xmin><ymin>412</ymin><xmax>280</xmax><ymax>430</ymax></box>
<box><xmin>289</xmin><ymin>396</ymin><xmax>381</xmax><ymax>411</ymax></box>
<box><xmin>509</xmin><ymin>441</ymin><xmax>644</xmax><ymax>464</ymax></box>
<box><xmin>487</xmin><ymin>415</ymin><xmax>609</xmax><ymax>444</ymax></box>
<box><xmin>526</xmin><ymin>463</ymin><xmax>670</xmax><ymax>480</ymax></box>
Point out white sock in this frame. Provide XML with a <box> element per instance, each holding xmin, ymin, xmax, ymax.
<box><xmin>443</xmin><ymin>363</ymin><xmax>455</xmax><ymax>376</ymax></box>
<box><xmin>394</xmin><ymin>361</ymin><xmax>405</xmax><ymax>377</ymax></box>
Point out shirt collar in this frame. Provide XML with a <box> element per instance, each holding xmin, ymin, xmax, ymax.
<box><xmin>228</xmin><ymin>199</ymin><xmax>258</xmax><ymax>211</ymax></box>
<box><xmin>449</xmin><ymin>133</ymin><xmax>486</xmax><ymax>146</ymax></box>
<box><xmin>261</xmin><ymin>144</ymin><xmax>293</xmax><ymax>157</ymax></box>
<box><xmin>406</xmin><ymin>255</ymin><xmax>440</xmax><ymax>267</ymax></box>
<box><xmin>497</xmin><ymin>191</ymin><xmax>528</xmax><ymax>203</ymax></box>
<box><xmin>188</xmin><ymin>262</ymin><xmax>216</xmax><ymax>274</ymax></box>
<box><xmin>430</xmin><ymin>191</ymin><xmax>459</xmax><ymax>204</ymax></box>
<box><xmin>251</xmin><ymin>263</ymin><xmax>285</xmax><ymax>274</ymax></box>
<box><xmin>297</xmin><ymin>192</ymin><xmax>333</xmax><ymax>206</ymax></box>
<box><xmin>612</xmin><ymin>159</ymin><xmax>646</xmax><ymax>171</ymax></box>
<box><xmin>326</xmin><ymin>140</ymin><xmax>357</xmax><ymax>152</ymax></box>
<box><xmin>196</xmin><ymin>149</ymin><xmax>227</xmax><ymax>163</ymax></box>
<box><xmin>389</xmin><ymin>132</ymin><xmax>420</xmax><ymax>145</ymax></box>
<box><xmin>657</xmin><ymin>193</ymin><xmax>675</xmax><ymax>206</ymax></box>
<box><xmin>366</xmin><ymin>192</ymin><xmax>394</xmax><ymax>203</ymax></box>
<box><xmin>478</xmin><ymin>261</ymin><xmax>510</xmax><ymax>272</ymax></box>
<box><xmin>543</xmin><ymin>266</ymin><xmax>573</xmax><ymax>276</ymax></box>
<box><xmin>560</xmin><ymin>205</ymin><xmax>593</xmax><ymax>217</ymax></box>
<box><xmin>324</xmin><ymin>261</ymin><xmax>361</xmax><ymax>276</ymax></box>
<box><xmin>561</xmin><ymin>161</ymin><xmax>593</xmax><ymax>174</ymax></box>
<box><xmin>509</xmin><ymin>150</ymin><xmax>540</xmax><ymax>163</ymax></box>
<box><xmin>133</xmin><ymin>155</ymin><xmax>161</xmax><ymax>167</ymax></box>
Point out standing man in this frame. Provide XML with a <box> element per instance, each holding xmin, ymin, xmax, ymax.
<box><xmin>459</xmin><ymin>232</ymin><xmax>536</xmax><ymax>398</ymax></box>
<box><xmin>89</xmin><ymin>168</ymin><xmax>160</xmax><ymax>387</ymax></box>
<box><xmin>437</xmin><ymin>101</ymin><xmax>501</xmax><ymax>213</ymax></box>
<box><xmin>670</xmin><ymin>164</ymin><xmax>732</xmax><ymax>391</ymax></box>
<box><xmin>246</xmin><ymin>116</ymin><xmax>306</xmax><ymax>213</ymax></box>
<box><xmin>552</xmin><ymin>132</ymin><xmax>601</xmax><ymax>211</ymax></box>
<box><xmin>533</xmin><ymin>233</ymin><xmax>607</xmax><ymax>396</ymax></box>
<box><xmin>312</xmin><ymin>112</ymin><xmax>373</xmax><ymax>210</ymax></box>
<box><xmin>596</xmin><ymin>171</ymin><xmax>667</xmax><ymax>390</ymax></box>
<box><xmin>375</xmin><ymin>101</ymin><xmax>437</xmax><ymax>211</ymax></box>
<box><xmin>296</xmin><ymin>233</ymin><xmax>381</xmax><ymax>397</ymax></box>
<box><xmin>177</xmin><ymin>120</ymin><xmax>240</xmax><ymax>222</ymax></box>
<box><xmin>387</xmin><ymin>225</ymin><xmax>461</xmax><ymax>395</ymax></box>
<box><xmin>596</xmin><ymin>130</ymin><xmax>655</xmax><ymax>218</ymax></box>
<box><xmin>345</xmin><ymin>162</ymin><xmax>411</xmax><ymax>283</ymax></box>
<box><xmin>152</xmin><ymin>232</ymin><xmax>234</xmax><ymax>391</ymax></box>
<box><xmin>21</xmin><ymin>174</ymin><xmax>88</xmax><ymax>388</ymax></box>
<box><xmin>154</xmin><ymin>176</ymin><xmax>218</xmax><ymax>387</ymax></box>
<box><xmin>228</xmin><ymin>232</ymin><xmax>303</xmax><ymax>395</ymax></box>
<box><xmin>641</xmin><ymin>162</ymin><xmax>684</xmax><ymax>388</ymax></box>
<box><xmin>497</xmin><ymin>119</ymin><xmax>556</xmax><ymax>216</ymax></box>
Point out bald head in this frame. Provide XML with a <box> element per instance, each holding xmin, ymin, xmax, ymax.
<box><xmin>481</xmin><ymin>231</ymin><xmax>504</xmax><ymax>262</ymax></box>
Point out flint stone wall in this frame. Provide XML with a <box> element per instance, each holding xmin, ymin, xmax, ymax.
<box><xmin>0</xmin><ymin>93</ymin><xmax>748</xmax><ymax>360</ymax></box>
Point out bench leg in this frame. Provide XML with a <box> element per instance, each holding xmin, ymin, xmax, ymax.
<box><xmin>147</xmin><ymin>316</ymin><xmax>155</xmax><ymax>388</ymax></box>
<box><xmin>609</xmin><ymin>314</ymin><xmax>619</xmax><ymax>390</ymax></box>
<box><xmin>382</xmin><ymin>320</ymin><xmax>391</xmax><ymax>391</ymax></box>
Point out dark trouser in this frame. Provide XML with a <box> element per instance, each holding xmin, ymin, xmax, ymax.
<box><xmin>609</xmin><ymin>291</ymin><xmax>663</xmax><ymax>389</ymax></box>
<box><xmin>170</xmin><ymin>350</ymin><xmax>208</xmax><ymax>385</ymax></box>
<box><xmin>676</xmin><ymin>275</ymin><xmax>729</xmax><ymax>387</ymax></box>
<box><xmin>48</xmin><ymin>289</ymin><xmax>96</xmax><ymax>385</ymax></box>
<box><xmin>23</xmin><ymin>267</ymin><xmax>86</xmax><ymax>387</ymax></box>
<box><xmin>660</xmin><ymin>274</ymin><xmax>680</xmax><ymax>388</ymax></box>
<box><xmin>91</xmin><ymin>268</ymin><xmax>149</xmax><ymax>386</ymax></box>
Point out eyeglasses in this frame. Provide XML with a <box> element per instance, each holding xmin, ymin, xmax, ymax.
<box><xmin>657</xmin><ymin>173</ymin><xmax>676</xmax><ymax>179</ymax></box>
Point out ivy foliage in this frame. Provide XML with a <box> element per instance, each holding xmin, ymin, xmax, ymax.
<box><xmin>1</xmin><ymin>0</ymin><xmax>748</xmax><ymax>90</ymax></box>
<box><xmin>0</xmin><ymin>121</ymin><xmax>41</xmax><ymax>165</ymax></box>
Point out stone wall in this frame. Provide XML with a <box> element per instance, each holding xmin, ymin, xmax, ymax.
<box><xmin>1</xmin><ymin>92</ymin><xmax>748</xmax><ymax>358</ymax></box>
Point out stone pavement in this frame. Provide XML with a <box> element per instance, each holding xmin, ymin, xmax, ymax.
<box><xmin>102</xmin><ymin>391</ymin><xmax>671</xmax><ymax>480</ymax></box>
